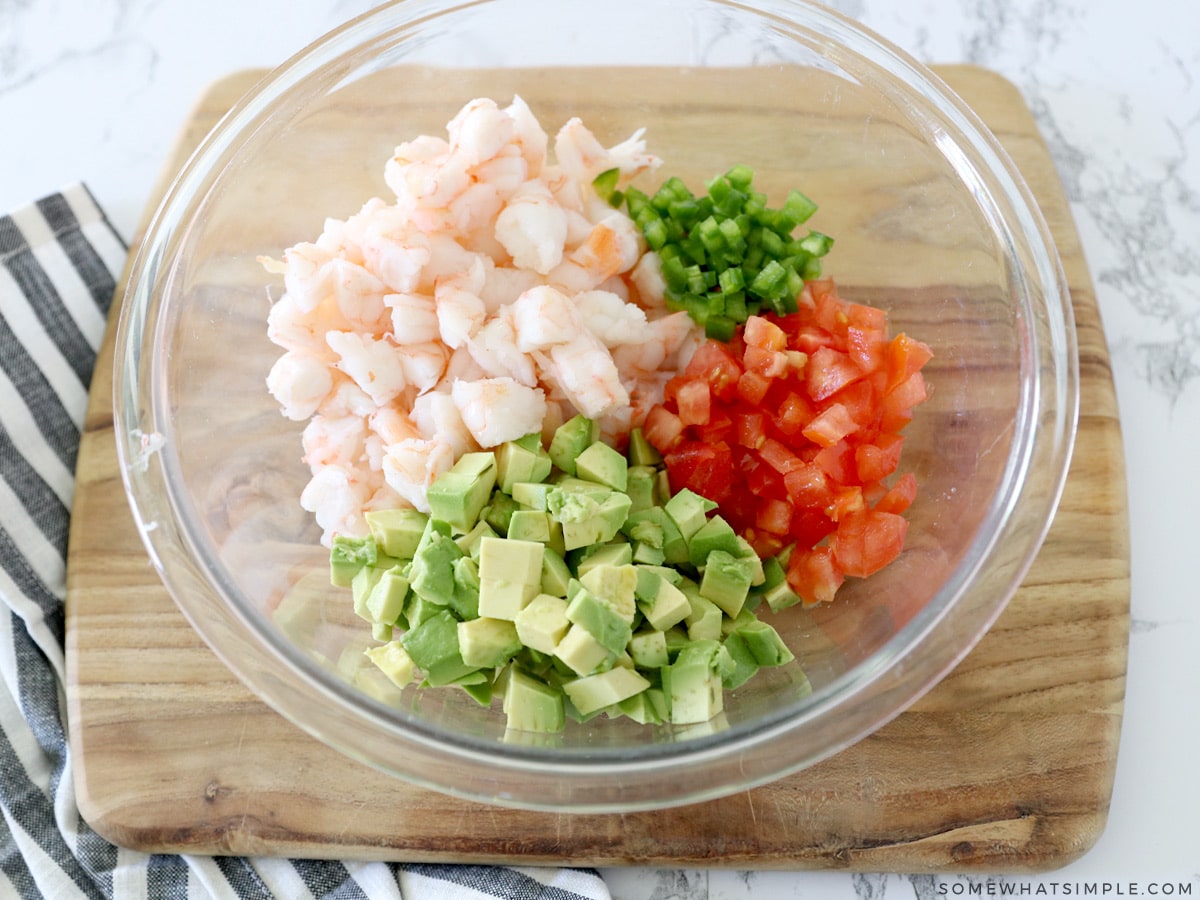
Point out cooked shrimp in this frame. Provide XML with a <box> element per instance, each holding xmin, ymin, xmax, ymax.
<box><xmin>509</xmin><ymin>285</ymin><xmax>579</xmax><ymax>352</ymax></box>
<box><xmin>302</xmin><ymin>414</ymin><xmax>368</xmax><ymax>472</ymax></box>
<box><xmin>451</xmin><ymin>377</ymin><xmax>548</xmax><ymax>447</ymax></box>
<box><xmin>267</xmin><ymin>294</ymin><xmax>348</xmax><ymax>360</ymax></box>
<box><xmin>317</xmin><ymin>372</ymin><xmax>380</xmax><ymax>419</ymax></box>
<box><xmin>300</xmin><ymin>463</ymin><xmax>373</xmax><ymax>543</ymax></box>
<box><xmin>396</xmin><ymin>340</ymin><xmax>450</xmax><ymax>393</ymax></box>
<box><xmin>541</xmin><ymin>333</ymin><xmax>629</xmax><ymax>419</ymax></box>
<box><xmin>384</xmin><ymin>292</ymin><xmax>440</xmax><ymax>345</ymax></box>
<box><xmin>494</xmin><ymin>180</ymin><xmax>568</xmax><ymax>275</ymax></box>
<box><xmin>329</xmin><ymin>258</ymin><xmax>391</xmax><ymax>333</ymax></box>
<box><xmin>466</xmin><ymin>310</ymin><xmax>538</xmax><ymax>387</ymax></box>
<box><xmin>446</xmin><ymin>97</ymin><xmax>516</xmax><ymax>167</ymax></box>
<box><xmin>411</xmin><ymin>388</ymin><xmax>479</xmax><ymax>457</ymax></box>
<box><xmin>553</xmin><ymin>118</ymin><xmax>661</xmax><ymax>197</ymax></box>
<box><xmin>325</xmin><ymin>331</ymin><xmax>408</xmax><ymax>407</ymax></box>
<box><xmin>629</xmin><ymin>251</ymin><xmax>667</xmax><ymax>310</ymax></box>
<box><xmin>381</xmin><ymin>436</ymin><xmax>456</xmax><ymax>512</ymax></box>
<box><xmin>549</xmin><ymin>213</ymin><xmax>642</xmax><ymax>292</ymax></box>
<box><xmin>434</xmin><ymin>256</ymin><xmax>487</xmax><ymax>348</ymax></box>
<box><xmin>266</xmin><ymin>350</ymin><xmax>334</xmax><ymax>421</ymax></box>
<box><xmin>276</xmin><ymin>242</ymin><xmax>334</xmax><ymax>312</ymax></box>
<box><xmin>506</xmin><ymin>94</ymin><xmax>548</xmax><ymax>176</ymax></box>
<box><xmin>574</xmin><ymin>289</ymin><xmax>648</xmax><ymax>347</ymax></box>
<box><xmin>479</xmin><ymin>261</ymin><xmax>544</xmax><ymax>313</ymax></box>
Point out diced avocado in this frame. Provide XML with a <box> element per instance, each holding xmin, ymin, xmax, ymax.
<box><xmin>426</xmin><ymin>451</ymin><xmax>497</xmax><ymax>533</ymax></box>
<box><xmin>477</xmin><ymin>536</ymin><xmax>544</xmax><ymax>620</ymax></box>
<box><xmin>503</xmin><ymin>666</ymin><xmax>565</xmax><ymax>733</ymax></box>
<box><xmin>626</xmin><ymin>426</ymin><xmax>663</xmax><ymax>467</ymax></box>
<box><xmin>364</xmin><ymin>508</ymin><xmax>428</xmax><ymax>560</ymax></box>
<box><xmin>578</xmin><ymin>564</ymin><xmax>638</xmax><ymax>620</ymax></box>
<box><xmin>511</xmin><ymin>481</ymin><xmax>553</xmax><ymax>511</ymax></box>
<box><xmin>549</xmin><ymin>489</ymin><xmax>633</xmax><ymax>551</ymax></box>
<box><xmin>663</xmin><ymin>625</ymin><xmax>691</xmax><ymax>658</ymax></box>
<box><xmin>540</xmin><ymin>547</ymin><xmax>573</xmax><ymax>597</ymax></box>
<box><xmin>404</xmin><ymin>590</ymin><xmax>443</xmax><ymax>628</ymax></box>
<box><xmin>732</xmin><ymin>535</ymin><xmax>766</xmax><ymax>585</ymax></box>
<box><xmin>734</xmin><ymin>619</ymin><xmax>795</xmax><ymax>667</ymax></box>
<box><xmin>449</xmin><ymin>555</ymin><xmax>480</xmax><ymax>620</ymax></box>
<box><xmin>633</xmin><ymin>568</ymin><xmax>691</xmax><ymax>631</ymax></box>
<box><xmin>628</xmin><ymin>628</ymin><xmax>670</xmax><ymax>668</ymax></box>
<box><xmin>566</xmin><ymin>586</ymin><xmax>633</xmax><ymax>655</ymax></box>
<box><xmin>623</xmin><ymin>507</ymin><xmax>688</xmax><ymax>565</ymax></box>
<box><xmin>454</xmin><ymin>519</ymin><xmax>498</xmax><ymax>559</ymax></box>
<box><xmin>664</xmin><ymin>488</ymin><xmax>717</xmax><ymax>543</ymax></box>
<box><xmin>496</xmin><ymin>433</ymin><xmax>553</xmax><ymax>494</ymax></box>
<box><xmin>721</xmin><ymin>606</ymin><xmax>759</xmax><ymax>637</ymax></box>
<box><xmin>626</xmin><ymin>465</ymin><xmax>658</xmax><ymax>512</ymax></box>
<box><xmin>699</xmin><ymin>549</ymin><xmax>757</xmax><ymax>618</ymax></box>
<box><xmin>364</xmin><ymin>641</ymin><xmax>416</xmax><ymax>689</ymax></box>
<box><xmin>636</xmin><ymin>563</ymin><xmax>685</xmax><ymax>586</ymax></box>
<box><xmin>548</xmin><ymin>414</ymin><xmax>598</xmax><ymax>475</ymax></box>
<box><xmin>482</xmin><ymin>490</ymin><xmax>520</xmax><ymax>536</ymax></box>
<box><xmin>631</xmin><ymin>540</ymin><xmax>666</xmax><ymax>566</ymax></box>
<box><xmin>683</xmin><ymin>589</ymin><xmax>724</xmax><ymax>642</ymax></box>
<box><xmin>408</xmin><ymin>526</ymin><xmax>464</xmax><ymax>607</ymax></box>
<box><xmin>457</xmin><ymin>617</ymin><xmax>522</xmax><ymax>668</ymax></box>
<box><xmin>507</xmin><ymin>509</ymin><xmax>553</xmax><ymax>544</ymax></box>
<box><xmin>616</xmin><ymin>689</ymin><xmax>665</xmax><ymax>725</ymax></box>
<box><xmin>756</xmin><ymin>555</ymin><xmax>803</xmax><ymax>611</ymax></box>
<box><xmin>663</xmin><ymin>639</ymin><xmax>733</xmax><ymax>725</ymax></box>
<box><xmin>351</xmin><ymin>564</ymin><xmax>389</xmax><ymax>623</ymax></box>
<box><xmin>514</xmin><ymin>592</ymin><xmax>571</xmax><ymax>655</ymax></box>
<box><xmin>454</xmin><ymin>670</ymin><xmax>494</xmax><ymax>706</ymax></box>
<box><xmin>719</xmin><ymin>631</ymin><xmax>760</xmax><ymax>690</ymax></box>
<box><xmin>575</xmin><ymin>543</ymin><xmax>633</xmax><ymax>579</ymax></box>
<box><xmin>574</xmin><ymin>441</ymin><xmax>628</xmax><ymax>492</ymax></box>
<box><xmin>330</xmin><ymin>535</ymin><xmax>377</xmax><ymax>587</ymax></box>
<box><xmin>414</xmin><ymin>516</ymin><xmax>452</xmax><ymax>556</ymax></box>
<box><xmin>372</xmin><ymin>621</ymin><xmax>394</xmax><ymax>642</ymax></box>
<box><xmin>549</xmin><ymin>475</ymin><xmax>613</xmax><ymax>496</ymax></box>
<box><xmin>563</xmin><ymin>666</ymin><xmax>651</xmax><ymax>716</ymax></box>
<box><xmin>400</xmin><ymin>609</ymin><xmax>480</xmax><ymax>686</ymax></box>
<box><xmin>364</xmin><ymin>565</ymin><xmax>410</xmax><ymax>626</ymax></box>
<box><xmin>687</xmin><ymin>514</ymin><xmax>740</xmax><ymax>568</ymax></box>
<box><xmin>554</xmin><ymin>623</ymin><xmax>615</xmax><ymax>676</ymax></box>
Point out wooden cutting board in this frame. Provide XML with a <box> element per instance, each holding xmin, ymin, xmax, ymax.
<box><xmin>64</xmin><ymin>65</ymin><xmax>1129</xmax><ymax>872</ymax></box>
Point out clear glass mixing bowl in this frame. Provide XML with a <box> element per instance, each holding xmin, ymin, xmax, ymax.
<box><xmin>113</xmin><ymin>0</ymin><xmax>1077</xmax><ymax>811</ymax></box>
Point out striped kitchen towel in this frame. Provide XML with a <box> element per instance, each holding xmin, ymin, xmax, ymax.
<box><xmin>0</xmin><ymin>184</ymin><xmax>611</xmax><ymax>900</ymax></box>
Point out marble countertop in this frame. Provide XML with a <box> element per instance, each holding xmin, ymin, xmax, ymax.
<box><xmin>4</xmin><ymin>1</ymin><xmax>1196</xmax><ymax>897</ymax></box>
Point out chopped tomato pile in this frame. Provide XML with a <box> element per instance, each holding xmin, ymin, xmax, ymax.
<box><xmin>642</xmin><ymin>278</ymin><xmax>933</xmax><ymax>605</ymax></box>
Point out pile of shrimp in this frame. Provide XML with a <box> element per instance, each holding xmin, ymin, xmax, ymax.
<box><xmin>261</xmin><ymin>96</ymin><xmax>701</xmax><ymax>545</ymax></box>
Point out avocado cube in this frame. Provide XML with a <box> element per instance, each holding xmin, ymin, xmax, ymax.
<box><xmin>566</xmin><ymin>587</ymin><xmax>633</xmax><ymax>655</ymax></box>
<box><xmin>454</xmin><ymin>519</ymin><xmax>498</xmax><ymax>559</ymax></box>
<box><xmin>575</xmin><ymin>542</ymin><xmax>634</xmax><ymax>579</ymax></box>
<box><xmin>482</xmin><ymin>490</ymin><xmax>520</xmax><ymax>535</ymax></box>
<box><xmin>578</xmin><ymin>564</ymin><xmax>638</xmax><ymax>620</ymax></box>
<box><xmin>364</xmin><ymin>508</ymin><xmax>429</xmax><ymax>560</ymax></box>
<box><xmin>514</xmin><ymin>593</ymin><xmax>571</xmax><ymax>655</ymax></box>
<box><xmin>449</xmin><ymin>555</ymin><xmax>480</xmax><ymax>620</ymax></box>
<box><xmin>664</xmin><ymin>488</ymin><xmax>717</xmax><ymax>542</ymax></box>
<box><xmin>400</xmin><ymin>609</ymin><xmax>480</xmax><ymax>686</ymax></box>
<box><xmin>409</xmin><ymin>527</ymin><xmax>464</xmax><ymax>607</ymax></box>
<box><xmin>550</xmin><ymin>489</ymin><xmax>633</xmax><ymax>551</ymax></box>
<box><xmin>507</xmin><ymin>509</ymin><xmax>553</xmax><ymax>544</ymax></box>
<box><xmin>457</xmin><ymin>617</ymin><xmax>522</xmax><ymax>668</ymax></box>
<box><xmin>548</xmin><ymin>414</ymin><xmax>598</xmax><ymax>475</ymax></box>
<box><xmin>628</xmin><ymin>628</ymin><xmax>670</xmax><ymax>668</ymax></box>
<box><xmin>364</xmin><ymin>565</ymin><xmax>411</xmax><ymax>626</ymax></box>
<box><xmin>364</xmin><ymin>641</ymin><xmax>416</xmax><ymax>689</ymax></box>
<box><xmin>626</xmin><ymin>465</ymin><xmax>658</xmax><ymax>512</ymax></box>
<box><xmin>683</xmin><ymin>588</ymin><xmax>724</xmax><ymax>643</ymax></box>
<box><xmin>687</xmin><ymin>514</ymin><xmax>740</xmax><ymax>568</ymax></box>
<box><xmin>554</xmin><ymin>623</ymin><xmax>615</xmax><ymax>676</ymax></box>
<box><xmin>663</xmin><ymin>639</ymin><xmax>730</xmax><ymax>725</ymax></box>
<box><xmin>330</xmin><ymin>534</ymin><xmax>378</xmax><ymax>587</ymax></box>
<box><xmin>496</xmin><ymin>434</ymin><xmax>553</xmax><ymax>493</ymax></box>
<box><xmin>503</xmin><ymin>666</ymin><xmax>565</xmax><ymax>733</ymax></box>
<box><xmin>403</xmin><ymin>591</ymin><xmax>442</xmax><ymax>628</ymax></box>
<box><xmin>477</xmin><ymin>536</ymin><xmax>544</xmax><ymax>620</ymax></box>
<box><xmin>633</xmin><ymin>568</ymin><xmax>691</xmax><ymax>631</ymax></box>
<box><xmin>574</xmin><ymin>441</ymin><xmax>628</xmax><ymax>492</ymax></box>
<box><xmin>616</xmin><ymin>689</ymin><xmax>665</xmax><ymax>725</ymax></box>
<box><xmin>623</xmin><ymin>507</ymin><xmax>688</xmax><ymax>565</ymax></box>
<box><xmin>719</xmin><ymin>631</ymin><xmax>760</xmax><ymax>690</ymax></box>
<box><xmin>563</xmin><ymin>666</ymin><xmax>651</xmax><ymax>716</ymax></box>
<box><xmin>699</xmin><ymin>549</ymin><xmax>757</xmax><ymax>618</ymax></box>
<box><xmin>631</xmin><ymin>540</ymin><xmax>665</xmax><ymax>566</ymax></box>
<box><xmin>511</xmin><ymin>481</ymin><xmax>554</xmax><ymax>511</ymax></box>
<box><xmin>453</xmin><ymin>670</ymin><xmax>494</xmax><ymax>706</ymax></box>
<box><xmin>735</xmin><ymin>619</ymin><xmax>795</xmax><ymax>667</ymax></box>
<box><xmin>426</xmin><ymin>452</ymin><xmax>497</xmax><ymax>533</ymax></box>
<box><xmin>626</xmin><ymin>426</ymin><xmax>663</xmax><ymax>467</ymax></box>
<box><xmin>540</xmin><ymin>548</ymin><xmax>573</xmax><ymax>597</ymax></box>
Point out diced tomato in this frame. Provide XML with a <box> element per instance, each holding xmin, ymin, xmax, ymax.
<box><xmin>638</xmin><ymin>276</ymin><xmax>931</xmax><ymax>606</ymax></box>
<box><xmin>874</xmin><ymin>472</ymin><xmax>918</xmax><ymax>514</ymax></box>
<box><xmin>664</xmin><ymin>440</ymin><xmax>735</xmax><ymax>503</ymax></box>
<box><xmin>832</xmin><ymin>509</ymin><xmax>909</xmax><ymax>578</ymax></box>
<box><xmin>786</xmin><ymin>545</ymin><xmax>844</xmax><ymax>606</ymax></box>
<box><xmin>806</xmin><ymin>346</ymin><xmax>863</xmax><ymax>402</ymax></box>
<box><xmin>643</xmin><ymin>405</ymin><xmax>685</xmax><ymax>451</ymax></box>
<box><xmin>674</xmin><ymin>378</ymin><xmax>711</xmax><ymax>427</ymax></box>
<box><xmin>802</xmin><ymin>402</ymin><xmax>859</xmax><ymax>448</ymax></box>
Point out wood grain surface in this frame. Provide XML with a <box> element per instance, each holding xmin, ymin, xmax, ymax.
<box><xmin>64</xmin><ymin>65</ymin><xmax>1129</xmax><ymax>871</ymax></box>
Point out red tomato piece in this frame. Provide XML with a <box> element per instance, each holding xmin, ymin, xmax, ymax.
<box><xmin>787</xmin><ymin>545</ymin><xmax>845</xmax><ymax>605</ymax></box>
<box><xmin>782</xmin><ymin>462</ymin><xmax>835</xmax><ymax>509</ymax></box>
<box><xmin>846</xmin><ymin>324</ymin><xmax>887</xmax><ymax>373</ymax></box>
<box><xmin>643</xmin><ymin>405</ymin><xmax>684</xmax><ymax>452</ymax></box>
<box><xmin>874</xmin><ymin>472</ymin><xmax>918</xmax><ymax>514</ymax></box>
<box><xmin>806</xmin><ymin>346</ymin><xmax>863</xmax><ymax>402</ymax></box>
<box><xmin>685</xmin><ymin>340</ymin><xmax>743</xmax><ymax>401</ymax></box>
<box><xmin>854</xmin><ymin>432</ymin><xmax>905</xmax><ymax>483</ymax></box>
<box><xmin>775</xmin><ymin>390</ymin><xmax>816</xmax><ymax>436</ymax></box>
<box><xmin>736</xmin><ymin>369</ymin><xmax>772</xmax><ymax>405</ymax></box>
<box><xmin>664</xmin><ymin>440</ymin><xmax>735</xmax><ymax>503</ymax></box>
<box><xmin>802</xmin><ymin>402</ymin><xmax>860</xmax><ymax>448</ymax></box>
<box><xmin>813</xmin><ymin>439</ymin><xmax>855</xmax><ymax>484</ymax></box>
<box><xmin>675</xmin><ymin>378</ymin><xmax>712</xmax><ymax>427</ymax></box>
<box><xmin>734</xmin><ymin>410</ymin><xmax>767</xmax><ymax>449</ymax></box>
<box><xmin>758</xmin><ymin>437</ymin><xmax>805</xmax><ymax>475</ymax></box>
<box><xmin>743</xmin><ymin>315</ymin><xmax>787</xmax><ymax>351</ymax></box>
<box><xmin>755</xmin><ymin>497</ymin><xmax>794</xmax><ymax>536</ymax></box>
<box><xmin>886</xmin><ymin>333</ymin><xmax>934</xmax><ymax>393</ymax></box>
<box><xmin>743</xmin><ymin>345</ymin><xmax>789</xmax><ymax>378</ymax></box>
<box><xmin>789</xmin><ymin>506</ymin><xmax>836</xmax><ymax>548</ymax></box>
<box><xmin>832</xmin><ymin>509</ymin><xmax>909</xmax><ymax>578</ymax></box>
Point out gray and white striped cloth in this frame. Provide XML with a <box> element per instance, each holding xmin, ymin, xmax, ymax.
<box><xmin>0</xmin><ymin>184</ymin><xmax>610</xmax><ymax>900</ymax></box>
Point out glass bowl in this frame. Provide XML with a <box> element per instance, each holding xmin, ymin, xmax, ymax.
<box><xmin>113</xmin><ymin>0</ymin><xmax>1077</xmax><ymax>812</ymax></box>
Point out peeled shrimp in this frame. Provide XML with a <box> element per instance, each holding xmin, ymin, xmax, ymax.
<box><xmin>451</xmin><ymin>377</ymin><xmax>548</xmax><ymax>448</ymax></box>
<box><xmin>267</xmin><ymin>350</ymin><xmax>334</xmax><ymax>421</ymax></box>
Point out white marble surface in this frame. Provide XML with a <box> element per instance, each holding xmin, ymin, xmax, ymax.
<box><xmin>3</xmin><ymin>1</ymin><xmax>1197</xmax><ymax>898</ymax></box>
